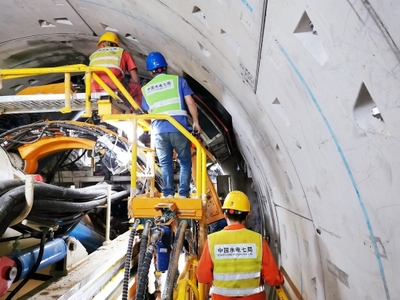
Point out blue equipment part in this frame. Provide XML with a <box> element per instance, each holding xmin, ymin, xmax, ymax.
<box><xmin>8</xmin><ymin>238</ymin><xmax>67</xmax><ymax>281</ymax></box>
<box><xmin>69</xmin><ymin>221</ymin><xmax>105</xmax><ymax>253</ymax></box>
<box><xmin>209</xmin><ymin>218</ymin><xmax>227</xmax><ymax>233</ymax></box>
<box><xmin>156</xmin><ymin>226</ymin><xmax>171</xmax><ymax>272</ymax></box>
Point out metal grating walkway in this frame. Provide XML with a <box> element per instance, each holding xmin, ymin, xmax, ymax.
<box><xmin>0</xmin><ymin>93</ymin><xmax>110</xmax><ymax>114</ymax></box>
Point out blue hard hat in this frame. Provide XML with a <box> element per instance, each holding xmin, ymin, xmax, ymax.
<box><xmin>146</xmin><ymin>52</ymin><xmax>167</xmax><ymax>71</ymax></box>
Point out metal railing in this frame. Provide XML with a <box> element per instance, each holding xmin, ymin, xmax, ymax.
<box><xmin>102</xmin><ymin>113</ymin><xmax>207</xmax><ymax>201</ymax></box>
<box><xmin>0</xmin><ymin>64</ymin><xmax>144</xmax><ymax>120</ymax></box>
<box><xmin>1</xmin><ymin>65</ymin><xmax>287</xmax><ymax>300</ymax></box>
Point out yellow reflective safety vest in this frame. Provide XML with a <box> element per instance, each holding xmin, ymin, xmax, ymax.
<box><xmin>209</xmin><ymin>228</ymin><xmax>263</xmax><ymax>297</ymax></box>
<box><xmin>89</xmin><ymin>47</ymin><xmax>124</xmax><ymax>75</ymax></box>
<box><xmin>141</xmin><ymin>74</ymin><xmax>187</xmax><ymax>117</ymax></box>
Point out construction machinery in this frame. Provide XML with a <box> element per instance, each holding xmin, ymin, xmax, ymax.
<box><xmin>0</xmin><ymin>65</ymin><xmax>287</xmax><ymax>300</ymax></box>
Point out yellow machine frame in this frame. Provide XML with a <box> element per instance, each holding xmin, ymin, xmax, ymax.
<box><xmin>0</xmin><ymin>65</ymin><xmax>289</xmax><ymax>300</ymax></box>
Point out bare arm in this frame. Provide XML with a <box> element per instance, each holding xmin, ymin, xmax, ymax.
<box><xmin>184</xmin><ymin>94</ymin><xmax>202</xmax><ymax>134</ymax></box>
<box><xmin>129</xmin><ymin>69</ymin><xmax>140</xmax><ymax>84</ymax></box>
<box><xmin>122</xmin><ymin>50</ymin><xmax>140</xmax><ymax>84</ymax></box>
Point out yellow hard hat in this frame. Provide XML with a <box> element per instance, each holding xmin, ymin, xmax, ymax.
<box><xmin>98</xmin><ymin>32</ymin><xmax>119</xmax><ymax>47</ymax></box>
<box><xmin>222</xmin><ymin>190</ymin><xmax>251</xmax><ymax>212</ymax></box>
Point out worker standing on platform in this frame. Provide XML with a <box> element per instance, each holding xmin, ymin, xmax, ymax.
<box><xmin>141</xmin><ymin>51</ymin><xmax>202</xmax><ymax>198</ymax></box>
<box><xmin>197</xmin><ymin>190</ymin><xmax>284</xmax><ymax>300</ymax></box>
<box><xmin>89</xmin><ymin>31</ymin><xmax>142</xmax><ymax>108</ymax></box>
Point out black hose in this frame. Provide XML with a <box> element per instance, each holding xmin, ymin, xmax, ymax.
<box><xmin>0</xmin><ymin>121</ymin><xmax>130</xmax><ymax>152</ymax></box>
<box><xmin>137</xmin><ymin>221</ymin><xmax>152</xmax><ymax>276</ymax></box>
<box><xmin>30</xmin><ymin>182</ymin><xmax>110</xmax><ymax>200</ymax></box>
<box><xmin>30</xmin><ymin>190</ymin><xmax>129</xmax><ymax>213</ymax></box>
<box><xmin>136</xmin><ymin>247</ymin><xmax>154</xmax><ymax>300</ymax></box>
<box><xmin>162</xmin><ymin>221</ymin><xmax>188</xmax><ymax>300</ymax></box>
<box><xmin>0</xmin><ymin>123</ymin><xmax>50</xmax><ymax>146</ymax></box>
<box><xmin>121</xmin><ymin>219</ymin><xmax>140</xmax><ymax>300</ymax></box>
<box><xmin>32</xmin><ymin>198</ymin><xmax>107</xmax><ymax>212</ymax></box>
<box><xmin>6</xmin><ymin>227</ymin><xmax>49</xmax><ymax>300</ymax></box>
<box><xmin>0</xmin><ymin>123</ymin><xmax>41</xmax><ymax>138</ymax></box>
<box><xmin>133</xmin><ymin>220</ymin><xmax>152</xmax><ymax>300</ymax></box>
<box><xmin>0</xmin><ymin>186</ymin><xmax>26</xmax><ymax>236</ymax></box>
<box><xmin>46</xmin><ymin>150</ymin><xmax>74</xmax><ymax>183</ymax></box>
<box><xmin>0</xmin><ymin>179</ymin><xmax>24</xmax><ymax>197</ymax></box>
<box><xmin>28</xmin><ymin>213</ymin><xmax>85</xmax><ymax>226</ymax></box>
<box><xmin>59</xmin><ymin>149</ymin><xmax>87</xmax><ymax>168</ymax></box>
<box><xmin>136</xmin><ymin>228</ymin><xmax>164</xmax><ymax>300</ymax></box>
<box><xmin>0</xmin><ymin>182</ymin><xmax>128</xmax><ymax>236</ymax></box>
<box><xmin>0</xmin><ymin>184</ymin><xmax>103</xmax><ymax>234</ymax></box>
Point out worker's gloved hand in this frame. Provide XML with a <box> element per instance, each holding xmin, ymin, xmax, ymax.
<box><xmin>191</xmin><ymin>129</ymin><xmax>200</xmax><ymax>137</ymax></box>
<box><xmin>192</xmin><ymin>122</ymin><xmax>202</xmax><ymax>135</ymax></box>
<box><xmin>138</xmin><ymin>131</ymin><xmax>151</xmax><ymax>147</ymax></box>
<box><xmin>136</xmin><ymin>109</ymin><xmax>147</xmax><ymax>115</ymax></box>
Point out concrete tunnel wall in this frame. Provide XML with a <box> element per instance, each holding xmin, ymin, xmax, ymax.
<box><xmin>0</xmin><ymin>0</ymin><xmax>400</xmax><ymax>299</ymax></box>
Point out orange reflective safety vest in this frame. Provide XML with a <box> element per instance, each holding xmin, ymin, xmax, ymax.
<box><xmin>89</xmin><ymin>47</ymin><xmax>124</xmax><ymax>76</ymax></box>
<box><xmin>208</xmin><ymin>228</ymin><xmax>264</xmax><ymax>297</ymax></box>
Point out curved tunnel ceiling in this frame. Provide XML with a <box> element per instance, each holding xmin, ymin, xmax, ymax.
<box><xmin>1</xmin><ymin>0</ymin><xmax>400</xmax><ymax>299</ymax></box>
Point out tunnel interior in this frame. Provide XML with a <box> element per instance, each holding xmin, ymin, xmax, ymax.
<box><xmin>0</xmin><ymin>0</ymin><xmax>400</xmax><ymax>299</ymax></box>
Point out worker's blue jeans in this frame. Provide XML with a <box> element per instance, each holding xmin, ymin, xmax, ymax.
<box><xmin>154</xmin><ymin>132</ymin><xmax>192</xmax><ymax>197</ymax></box>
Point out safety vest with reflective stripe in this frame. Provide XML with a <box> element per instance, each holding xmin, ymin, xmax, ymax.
<box><xmin>89</xmin><ymin>47</ymin><xmax>124</xmax><ymax>75</ymax></box>
<box><xmin>141</xmin><ymin>74</ymin><xmax>187</xmax><ymax>117</ymax></box>
<box><xmin>209</xmin><ymin>228</ymin><xmax>263</xmax><ymax>297</ymax></box>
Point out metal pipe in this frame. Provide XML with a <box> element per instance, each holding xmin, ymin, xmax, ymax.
<box><xmin>83</xmin><ymin>71</ymin><xmax>92</xmax><ymax>117</ymax></box>
<box><xmin>7</xmin><ymin>238</ymin><xmax>67</xmax><ymax>281</ymax></box>
<box><xmin>132</xmin><ymin>220</ymin><xmax>153</xmax><ymax>300</ymax></box>
<box><xmin>137</xmin><ymin>220</ymin><xmax>152</xmax><ymax>277</ymax></box>
<box><xmin>130</xmin><ymin>117</ymin><xmax>138</xmax><ymax>218</ymax></box>
<box><xmin>122</xmin><ymin>218</ymin><xmax>140</xmax><ymax>300</ymax></box>
<box><xmin>198</xmin><ymin>282</ymin><xmax>206</xmax><ymax>300</ymax></box>
<box><xmin>69</xmin><ymin>221</ymin><xmax>105</xmax><ymax>253</ymax></box>
<box><xmin>63</xmin><ymin>72</ymin><xmax>71</xmax><ymax>113</ymax></box>
<box><xmin>201</xmin><ymin>148</ymin><xmax>207</xmax><ymax>201</ymax></box>
<box><xmin>92</xmin><ymin>73</ymin><xmax>122</xmax><ymax>104</ymax></box>
<box><xmin>105</xmin><ymin>185</ymin><xmax>111</xmax><ymax>243</ymax></box>
<box><xmin>0</xmin><ymin>64</ymin><xmax>138</xmax><ymax>108</ymax></box>
<box><xmin>177</xmin><ymin>254</ymin><xmax>196</xmax><ymax>281</ymax></box>
<box><xmin>150</xmin><ymin>149</ymin><xmax>156</xmax><ymax>197</ymax></box>
<box><xmin>102</xmin><ymin>114</ymin><xmax>207</xmax><ymax>198</ymax></box>
<box><xmin>175</xmin><ymin>278</ymin><xmax>199</xmax><ymax>300</ymax></box>
<box><xmin>162</xmin><ymin>221</ymin><xmax>188</xmax><ymax>300</ymax></box>
<box><xmin>136</xmin><ymin>227</ymin><xmax>164</xmax><ymax>300</ymax></box>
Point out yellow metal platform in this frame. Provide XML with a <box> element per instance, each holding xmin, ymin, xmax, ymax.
<box><xmin>131</xmin><ymin>197</ymin><xmax>205</xmax><ymax>220</ymax></box>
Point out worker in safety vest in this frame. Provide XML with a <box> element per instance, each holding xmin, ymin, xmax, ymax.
<box><xmin>141</xmin><ymin>51</ymin><xmax>202</xmax><ymax>198</ymax></box>
<box><xmin>89</xmin><ymin>31</ymin><xmax>142</xmax><ymax>108</ymax></box>
<box><xmin>197</xmin><ymin>190</ymin><xmax>284</xmax><ymax>300</ymax></box>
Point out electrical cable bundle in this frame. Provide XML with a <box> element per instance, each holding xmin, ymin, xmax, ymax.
<box><xmin>0</xmin><ymin>121</ymin><xmax>129</xmax><ymax>152</ymax></box>
<box><xmin>0</xmin><ymin>120</ymin><xmax>163</xmax><ymax>192</ymax></box>
<box><xmin>0</xmin><ymin>120</ymin><xmax>164</xmax><ymax>239</ymax></box>
<box><xmin>0</xmin><ymin>180</ymin><xmax>129</xmax><ymax>237</ymax></box>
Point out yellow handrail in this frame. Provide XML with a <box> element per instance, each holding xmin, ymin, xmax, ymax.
<box><xmin>102</xmin><ymin>113</ymin><xmax>207</xmax><ymax>203</ymax></box>
<box><xmin>0</xmin><ymin>64</ymin><xmax>143</xmax><ymax>115</ymax></box>
<box><xmin>1</xmin><ymin>65</ymin><xmax>215</xmax><ymax>300</ymax></box>
<box><xmin>275</xmin><ymin>286</ymin><xmax>289</xmax><ymax>300</ymax></box>
<box><xmin>174</xmin><ymin>278</ymin><xmax>199</xmax><ymax>300</ymax></box>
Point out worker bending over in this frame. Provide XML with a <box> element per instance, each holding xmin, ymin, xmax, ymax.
<box><xmin>197</xmin><ymin>190</ymin><xmax>284</xmax><ymax>300</ymax></box>
<box><xmin>89</xmin><ymin>31</ymin><xmax>142</xmax><ymax>108</ymax></box>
